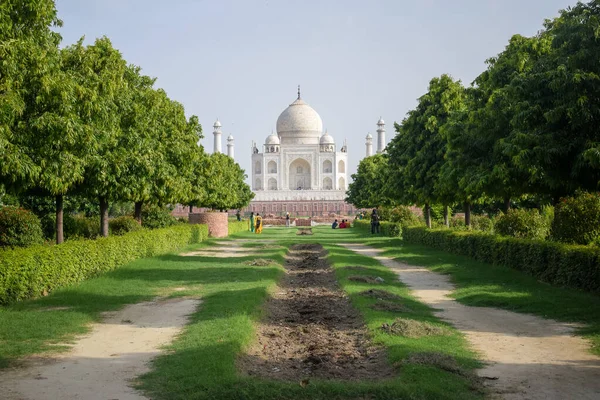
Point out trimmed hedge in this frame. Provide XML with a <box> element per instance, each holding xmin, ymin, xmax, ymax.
<box><xmin>228</xmin><ymin>220</ymin><xmax>247</xmax><ymax>235</ymax></box>
<box><xmin>0</xmin><ymin>224</ymin><xmax>208</xmax><ymax>305</ymax></box>
<box><xmin>109</xmin><ymin>216</ymin><xmax>143</xmax><ymax>236</ymax></box>
<box><xmin>354</xmin><ymin>220</ymin><xmax>402</xmax><ymax>237</ymax></box>
<box><xmin>403</xmin><ymin>227</ymin><xmax>600</xmax><ymax>293</ymax></box>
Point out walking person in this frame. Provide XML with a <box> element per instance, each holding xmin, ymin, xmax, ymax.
<box><xmin>285</xmin><ymin>212</ymin><xmax>290</xmax><ymax>227</ymax></box>
<box><xmin>371</xmin><ymin>209</ymin><xmax>380</xmax><ymax>234</ymax></box>
<box><xmin>255</xmin><ymin>213</ymin><xmax>263</xmax><ymax>234</ymax></box>
<box><xmin>249</xmin><ymin>211</ymin><xmax>255</xmax><ymax>232</ymax></box>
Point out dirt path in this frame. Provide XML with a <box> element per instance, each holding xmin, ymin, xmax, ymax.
<box><xmin>180</xmin><ymin>240</ymin><xmax>273</xmax><ymax>258</ymax></box>
<box><xmin>239</xmin><ymin>243</ymin><xmax>394</xmax><ymax>381</ymax></box>
<box><xmin>341</xmin><ymin>243</ymin><xmax>600</xmax><ymax>400</ymax></box>
<box><xmin>0</xmin><ymin>298</ymin><xmax>199</xmax><ymax>400</ymax></box>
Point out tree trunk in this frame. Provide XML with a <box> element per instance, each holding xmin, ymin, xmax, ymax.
<box><xmin>504</xmin><ymin>196</ymin><xmax>511</xmax><ymax>212</ymax></box>
<box><xmin>443</xmin><ymin>205</ymin><xmax>449</xmax><ymax>228</ymax></box>
<box><xmin>99</xmin><ymin>197</ymin><xmax>109</xmax><ymax>237</ymax></box>
<box><xmin>189</xmin><ymin>205</ymin><xmax>193</xmax><ymax>213</ymax></box>
<box><xmin>464</xmin><ymin>201</ymin><xmax>471</xmax><ymax>229</ymax></box>
<box><xmin>134</xmin><ymin>201</ymin><xmax>143</xmax><ymax>224</ymax></box>
<box><xmin>56</xmin><ymin>195</ymin><xmax>64</xmax><ymax>245</ymax></box>
<box><xmin>424</xmin><ymin>203</ymin><xmax>431</xmax><ymax>228</ymax></box>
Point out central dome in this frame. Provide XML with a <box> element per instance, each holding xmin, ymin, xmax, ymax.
<box><xmin>276</xmin><ymin>96</ymin><xmax>323</xmax><ymax>145</ymax></box>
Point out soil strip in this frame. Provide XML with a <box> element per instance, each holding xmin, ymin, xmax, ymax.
<box><xmin>0</xmin><ymin>298</ymin><xmax>199</xmax><ymax>400</ymax></box>
<box><xmin>341</xmin><ymin>243</ymin><xmax>600</xmax><ymax>400</ymax></box>
<box><xmin>239</xmin><ymin>243</ymin><xmax>394</xmax><ymax>381</ymax></box>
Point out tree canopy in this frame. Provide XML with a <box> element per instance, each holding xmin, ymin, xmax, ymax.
<box><xmin>1</xmin><ymin>0</ymin><xmax>250</xmax><ymax>242</ymax></box>
<box><xmin>348</xmin><ymin>0</ymin><xmax>600</xmax><ymax>226</ymax></box>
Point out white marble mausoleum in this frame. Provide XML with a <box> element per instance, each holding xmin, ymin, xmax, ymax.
<box><xmin>250</xmin><ymin>88</ymin><xmax>349</xmax><ymax>206</ymax></box>
<box><xmin>188</xmin><ymin>87</ymin><xmax>386</xmax><ymax>217</ymax></box>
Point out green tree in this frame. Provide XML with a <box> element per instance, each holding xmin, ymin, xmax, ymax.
<box><xmin>192</xmin><ymin>153</ymin><xmax>253</xmax><ymax>211</ymax></box>
<box><xmin>387</xmin><ymin>75</ymin><xmax>466</xmax><ymax>227</ymax></box>
<box><xmin>62</xmin><ymin>37</ymin><xmax>128</xmax><ymax>237</ymax></box>
<box><xmin>346</xmin><ymin>154</ymin><xmax>391</xmax><ymax>209</ymax></box>
<box><xmin>506</xmin><ymin>1</ymin><xmax>600</xmax><ymax>199</ymax></box>
<box><xmin>444</xmin><ymin>34</ymin><xmax>552</xmax><ymax>217</ymax></box>
<box><xmin>0</xmin><ymin>0</ymin><xmax>62</xmax><ymax>187</ymax></box>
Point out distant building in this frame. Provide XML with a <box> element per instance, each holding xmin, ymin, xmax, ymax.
<box><xmin>246</xmin><ymin>88</ymin><xmax>357</xmax><ymax>216</ymax></box>
<box><xmin>173</xmin><ymin>88</ymin><xmax>386</xmax><ymax>217</ymax></box>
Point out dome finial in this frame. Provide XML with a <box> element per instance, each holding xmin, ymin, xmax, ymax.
<box><xmin>297</xmin><ymin>85</ymin><xmax>301</xmax><ymax>99</ymax></box>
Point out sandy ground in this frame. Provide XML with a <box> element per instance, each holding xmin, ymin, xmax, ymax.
<box><xmin>180</xmin><ymin>240</ymin><xmax>272</xmax><ymax>258</ymax></box>
<box><xmin>180</xmin><ymin>246</ymin><xmax>259</xmax><ymax>257</ymax></box>
<box><xmin>0</xmin><ymin>298</ymin><xmax>200</xmax><ymax>400</ymax></box>
<box><xmin>341</xmin><ymin>243</ymin><xmax>600</xmax><ymax>400</ymax></box>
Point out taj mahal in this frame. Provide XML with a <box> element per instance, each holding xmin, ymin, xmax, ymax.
<box><xmin>206</xmin><ymin>87</ymin><xmax>387</xmax><ymax>217</ymax></box>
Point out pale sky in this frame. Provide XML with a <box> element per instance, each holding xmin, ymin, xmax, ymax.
<box><xmin>54</xmin><ymin>0</ymin><xmax>576</xmax><ymax>182</ymax></box>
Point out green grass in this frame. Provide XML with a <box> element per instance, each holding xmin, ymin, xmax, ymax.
<box><xmin>364</xmin><ymin>237</ymin><xmax>600</xmax><ymax>355</ymax></box>
<box><xmin>7</xmin><ymin>224</ymin><xmax>599</xmax><ymax>397</ymax></box>
<box><xmin>0</xmin><ymin>226</ymin><xmax>485</xmax><ymax>399</ymax></box>
<box><xmin>0</xmin><ymin>238</ymin><xmax>283</xmax><ymax>368</ymax></box>
<box><xmin>139</xmin><ymin>227</ymin><xmax>483</xmax><ymax>399</ymax></box>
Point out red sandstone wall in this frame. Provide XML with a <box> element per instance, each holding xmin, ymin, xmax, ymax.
<box><xmin>189</xmin><ymin>212</ymin><xmax>228</xmax><ymax>238</ymax></box>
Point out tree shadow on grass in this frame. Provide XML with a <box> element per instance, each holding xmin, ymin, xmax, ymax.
<box><xmin>139</xmin><ymin>341</ymin><xmax>479</xmax><ymax>400</ymax></box>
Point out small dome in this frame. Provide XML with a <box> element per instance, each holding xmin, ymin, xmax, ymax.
<box><xmin>320</xmin><ymin>132</ymin><xmax>335</xmax><ymax>145</ymax></box>
<box><xmin>213</xmin><ymin>119</ymin><xmax>222</xmax><ymax>128</ymax></box>
<box><xmin>227</xmin><ymin>134</ymin><xmax>234</xmax><ymax>141</ymax></box>
<box><xmin>366</xmin><ymin>132</ymin><xmax>373</xmax><ymax>139</ymax></box>
<box><xmin>265</xmin><ymin>133</ymin><xmax>280</xmax><ymax>145</ymax></box>
<box><xmin>377</xmin><ymin>117</ymin><xmax>385</xmax><ymax>125</ymax></box>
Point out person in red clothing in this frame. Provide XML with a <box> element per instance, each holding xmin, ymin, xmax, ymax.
<box><xmin>339</xmin><ymin>220</ymin><xmax>347</xmax><ymax>229</ymax></box>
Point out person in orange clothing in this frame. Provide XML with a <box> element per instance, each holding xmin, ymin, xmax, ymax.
<box><xmin>255</xmin><ymin>213</ymin><xmax>263</xmax><ymax>234</ymax></box>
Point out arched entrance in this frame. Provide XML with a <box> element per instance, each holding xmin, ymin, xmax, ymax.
<box><xmin>289</xmin><ymin>158</ymin><xmax>311</xmax><ymax>190</ymax></box>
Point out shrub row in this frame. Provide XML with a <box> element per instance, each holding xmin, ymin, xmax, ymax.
<box><xmin>403</xmin><ymin>227</ymin><xmax>600</xmax><ymax>293</ymax></box>
<box><xmin>0</xmin><ymin>224</ymin><xmax>208</xmax><ymax>305</ymax></box>
<box><xmin>353</xmin><ymin>220</ymin><xmax>403</xmax><ymax>237</ymax></box>
<box><xmin>228</xmin><ymin>220</ymin><xmax>247</xmax><ymax>235</ymax></box>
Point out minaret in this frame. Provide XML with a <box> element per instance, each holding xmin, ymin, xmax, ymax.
<box><xmin>376</xmin><ymin>117</ymin><xmax>386</xmax><ymax>154</ymax></box>
<box><xmin>366</xmin><ymin>133</ymin><xmax>373</xmax><ymax>157</ymax></box>
<box><xmin>213</xmin><ymin>119</ymin><xmax>222</xmax><ymax>154</ymax></box>
<box><xmin>227</xmin><ymin>134</ymin><xmax>234</xmax><ymax>159</ymax></box>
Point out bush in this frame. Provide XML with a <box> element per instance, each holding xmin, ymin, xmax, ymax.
<box><xmin>228</xmin><ymin>220</ymin><xmax>247</xmax><ymax>235</ymax></box>
<box><xmin>109</xmin><ymin>216</ymin><xmax>143</xmax><ymax>236</ymax></box>
<box><xmin>353</xmin><ymin>219</ymin><xmax>402</xmax><ymax>237</ymax></box>
<box><xmin>0</xmin><ymin>224</ymin><xmax>209</xmax><ymax>305</ymax></box>
<box><xmin>494</xmin><ymin>209</ymin><xmax>550</xmax><ymax>240</ymax></box>
<box><xmin>381</xmin><ymin>221</ymin><xmax>402</xmax><ymax>237</ymax></box>
<box><xmin>142</xmin><ymin>206</ymin><xmax>178</xmax><ymax>229</ymax></box>
<box><xmin>67</xmin><ymin>215</ymin><xmax>101</xmax><ymax>239</ymax></box>
<box><xmin>553</xmin><ymin>192</ymin><xmax>600</xmax><ymax>245</ymax></box>
<box><xmin>403</xmin><ymin>227</ymin><xmax>600</xmax><ymax>293</ymax></box>
<box><xmin>471</xmin><ymin>215</ymin><xmax>494</xmax><ymax>233</ymax></box>
<box><xmin>0</xmin><ymin>206</ymin><xmax>44</xmax><ymax>248</ymax></box>
<box><xmin>449</xmin><ymin>217</ymin><xmax>466</xmax><ymax>230</ymax></box>
<box><xmin>388</xmin><ymin>206</ymin><xmax>423</xmax><ymax>227</ymax></box>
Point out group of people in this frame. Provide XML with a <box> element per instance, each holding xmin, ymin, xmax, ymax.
<box><xmin>331</xmin><ymin>219</ymin><xmax>351</xmax><ymax>229</ymax></box>
<box><xmin>246</xmin><ymin>209</ymin><xmax>380</xmax><ymax>234</ymax></box>
<box><xmin>248</xmin><ymin>212</ymin><xmax>263</xmax><ymax>234</ymax></box>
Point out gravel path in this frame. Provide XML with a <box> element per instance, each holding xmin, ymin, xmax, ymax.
<box><xmin>341</xmin><ymin>243</ymin><xmax>600</xmax><ymax>400</ymax></box>
<box><xmin>0</xmin><ymin>298</ymin><xmax>199</xmax><ymax>400</ymax></box>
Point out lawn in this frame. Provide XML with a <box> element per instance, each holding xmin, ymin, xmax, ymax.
<box><xmin>0</xmin><ymin>226</ymin><xmax>484</xmax><ymax>399</ymax></box>
<box><xmin>139</xmin><ymin>226</ymin><xmax>483</xmax><ymax>399</ymax></box>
